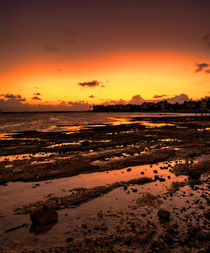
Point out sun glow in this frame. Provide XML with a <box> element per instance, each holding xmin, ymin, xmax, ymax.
<box><xmin>0</xmin><ymin>50</ymin><xmax>209</xmax><ymax>104</ymax></box>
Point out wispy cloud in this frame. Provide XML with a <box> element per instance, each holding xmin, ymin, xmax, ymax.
<box><xmin>44</xmin><ymin>45</ymin><xmax>59</xmax><ymax>52</ymax></box>
<box><xmin>195</xmin><ymin>62</ymin><xmax>209</xmax><ymax>72</ymax></box>
<box><xmin>32</xmin><ymin>96</ymin><xmax>42</xmax><ymax>101</ymax></box>
<box><xmin>78</xmin><ymin>80</ymin><xmax>104</xmax><ymax>88</ymax></box>
<box><xmin>0</xmin><ymin>96</ymin><xmax>89</xmax><ymax>112</ymax></box>
<box><xmin>202</xmin><ymin>33</ymin><xmax>210</xmax><ymax>48</ymax></box>
<box><xmin>153</xmin><ymin>94</ymin><xmax>167</xmax><ymax>99</ymax></box>
<box><xmin>0</xmin><ymin>93</ymin><xmax>26</xmax><ymax>101</ymax></box>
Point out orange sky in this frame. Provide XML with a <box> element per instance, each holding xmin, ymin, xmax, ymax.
<box><xmin>0</xmin><ymin>50</ymin><xmax>209</xmax><ymax>104</ymax></box>
<box><xmin>0</xmin><ymin>0</ymin><xmax>210</xmax><ymax>110</ymax></box>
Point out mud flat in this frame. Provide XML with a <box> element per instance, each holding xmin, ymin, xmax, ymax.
<box><xmin>0</xmin><ymin>115</ymin><xmax>209</xmax><ymax>252</ymax></box>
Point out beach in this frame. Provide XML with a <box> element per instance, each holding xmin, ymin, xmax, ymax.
<box><xmin>0</xmin><ymin>112</ymin><xmax>209</xmax><ymax>252</ymax></box>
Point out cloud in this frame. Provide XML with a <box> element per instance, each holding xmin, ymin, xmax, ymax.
<box><xmin>205</xmin><ymin>69</ymin><xmax>210</xmax><ymax>73</ymax></box>
<box><xmin>33</xmin><ymin>92</ymin><xmax>41</xmax><ymax>96</ymax></box>
<box><xmin>44</xmin><ymin>45</ymin><xmax>59</xmax><ymax>52</ymax></box>
<box><xmin>99</xmin><ymin>94</ymin><xmax>144</xmax><ymax>106</ymax></box>
<box><xmin>153</xmin><ymin>94</ymin><xmax>167</xmax><ymax>99</ymax></box>
<box><xmin>128</xmin><ymin>94</ymin><xmax>144</xmax><ymax>105</ymax></box>
<box><xmin>64</xmin><ymin>31</ymin><xmax>77</xmax><ymax>43</ymax></box>
<box><xmin>100</xmin><ymin>99</ymin><xmax>126</xmax><ymax>106</ymax></box>
<box><xmin>32</xmin><ymin>96</ymin><xmax>42</xmax><ymax>101</ymax></box>
<box><xmin>202</xmin><ymin>33</ymin><xmax>210</xmax><ymax>48</ymax></box>
<box><xmin>195</xmin><ymin>63</ymin><xmax>209</xmax><ymax>72</ymax></box>
<box><xmin>0</xmin><ymin>97</ymin><xmax>90</xmax><ymax>112</ymax></box>
<box><xmin>202</xmin><ymin>33</ymin><xmax>210</xmax><ymax>40</ymax></box>
<box><xmin>0</xmin><ymin>93</ymin><xmax>26</xmax><ymax>101</ymax></box>
<box><xmin>89</xmin><ymin>95</ymin><xmax>94</xmax><ymax>98</ymax></box>
<box><xmin>166</xmin><ymin>93</ymin><xmax>190</xmax><ymax>104</ymax></box>
<box><xmin>78</xmin><ymin>80</ymin><xmax>103</xmax><ymax>88</ymax></box>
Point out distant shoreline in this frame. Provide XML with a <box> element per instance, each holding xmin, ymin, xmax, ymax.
<box><xmin>0</xmin><ymin>110</ymin><xmax>209</xmax><ymax>114</ymax></box>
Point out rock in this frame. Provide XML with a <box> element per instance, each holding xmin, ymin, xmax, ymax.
<box><xmin>66</xmin><ymin>237</ymin><xmax>74</xmax><ymax>242</ymax></box>
<box><xmin>140</xmin><ymin>171</ymin><xmax>144</xmax><ymax>175</ymax></box>
<box><xmin>157</xmin><ymin>209</ymin><xmax>170</xmax><ymax>221</ymax></box>
<box><xmin>153</xmin><ymin>170</ymin><xmax>158</xmax><ymax>174</ymax></box>
<box><xmin>188</xmin><ymin>169</ymin><xmax>201</xmax><ymax>179</ymax></box>
<box><xmin>159</xmin><ymin>177</ymin><xmax>166</xmax><ymax>182</ymax></box>
<box><xmin>123</xmin><ymin>185</ymin><xmax>128</xmax><ymax>191</ymax></box>
<box><xmin>82</xmin><ymin>224</ymin><xmax>87</xmax><ymax>229</ymax></box>
<box><xmin>30</xmin><ymin>204</ymin><xmax>58</xmax><ymax>226</ymax></box>
<box><xmin>154</xmin><ymin>175</ymin><xmax>159</xmax><ymax>180</ymax></box>
<box><xmin>81</xmin><ymin>140</ymin><xmax>90</xmax><ymax>146</ymax></box>
<box><xmin>132</xmin><ymin>188</ymin><xmax>137</xmax><ymax>193</ymax></box>
<box><xmin>204</xmin><ymin>209</ymin><xmax>210</xmax><ymax>219</ymax></box>
<box><xmin>127</xmin><ymin>168</ymin><xmax>132</xmax><ymax>172</ymax></box>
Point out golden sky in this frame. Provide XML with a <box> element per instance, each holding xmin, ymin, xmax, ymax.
<box><xmin>0</xmin><ymin>0</ymin><xmax>209</xmax><ymax>111</ymax></box>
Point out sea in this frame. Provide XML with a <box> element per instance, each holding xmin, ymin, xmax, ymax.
<box><xmin>0</xmin><ymin>111</ymin><xmax>196</xmax><ymax>134</ymax></box>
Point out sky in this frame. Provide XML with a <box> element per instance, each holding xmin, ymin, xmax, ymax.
<box><xmin>0</xmin><ymin>0</ymin><xmax>210</xmax><ymax>111</ymax></box>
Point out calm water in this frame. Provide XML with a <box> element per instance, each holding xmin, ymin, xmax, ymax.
<box><xmin>0</xmin><ymin>112</ymin><xmax>196</xmax><ymax>134</ymax></box>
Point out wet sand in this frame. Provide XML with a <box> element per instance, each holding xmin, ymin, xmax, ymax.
<box><xmin>0</xmin><ymin>115</ymin><xmax>209</xmax><ymax>252</ymax></box>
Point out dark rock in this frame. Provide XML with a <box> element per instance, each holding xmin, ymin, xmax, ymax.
<box><xmin>140</xmin><ymin>171</ymin><xmax>144</xmax><ymax>175</ymax></box>
<box><xmin>204</xmin><ymin>209</ymin><xmax>210</xmax><ymax>219</ymax></box>
<box><xmin>127</xmin><ymin>168</ymin><xmax>132</xmax><ymax>172</ymax></box>
<box><xmin>123</xmin><ymin>185</ymin><xmax>128</xmax><ymax>191</ymax></box>
<box><xmin>132</xmin><ymin>188</ymin><xmax>137</xmax><ymax>193</ymax></box>
<box><xmin>188</xmin><ymin>169</ymin><xmax>201</xmax><ymax>179</ymax></box>
<box><xmin>66</xmin><ymin>237</ymin><xmax>74</xmax><ymax>242</ymax></box>
<box><xmin>81</xmin><ymin>140</ymin><xmax>90</xmax><ymax>146</ymax></box>
<box><xmin>154</xmin><ymin>175</ymin><xmax>159</xmax><ymax>180</ymax></box>
<box><xmin>153</xmin><ymin>170</ymin><xmax>158</xmax><ymax>174</ymax></box>
<box><xmin>30</xmin><ymin>204</ymin><xmax>58</xmax><ymax>226</ymax></box>
<box><xmin>157</xmin><ymin>209</ymin><xmax>170</xmax><ymax>221</ymax></box>
<box><xmin>82</xmin><ymin>224</ymin><xmax>87</xmax><ymax>229</ymax></box>
<box><xmin>159</xmin><ymin>177</ymin><xmax>166</xmax><ymax>182</ymax></box>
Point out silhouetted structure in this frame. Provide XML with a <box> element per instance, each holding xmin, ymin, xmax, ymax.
<box><xmin>92</xmin><ymin>97</ymin><xmax>210</xmax><ymax>115</ymax></box>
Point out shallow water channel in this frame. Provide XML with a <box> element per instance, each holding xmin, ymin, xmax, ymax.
<box><xmin>0</xmin><ymin>158</ymin><xmax>209</xmax><ymax>251</ymax></box>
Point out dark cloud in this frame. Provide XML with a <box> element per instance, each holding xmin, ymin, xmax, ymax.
<box><xmin>78</xmin><ymin>80</ymin><xmax>102</xmax><ymax>88</ymax></box>
<box><xmin>100</xmin><ymin>95</ymin><xmax>144</xmax><ymax>106</ymax></box>
<box><xmin>100</xmin><ymin>99</ymin><xmax>126</xmax><ymax>106</ymax></box>
<box><xmin>166</xmin><ymin>94</ymin><xmax>190</xmax><ymax>104</ymax></box>
<box><xmin>33</xmin><ymin>92</ymin><xmax>41</xmax><ymax>96</ymax></box>
<box><xmin>0</xmin><ymin>93</ymin><xmax>25</xmax><ymax>101</ymax></box>
<box><xmin>129</xmin><ymin>95</ymin><xmax>144</xmax><ymax>105</ymax></box>
<box><xmin>205</xmin><ymin>69</ymin><xmax>210</xmax><ymax>73</ymax></box>
<box><xmin>153</xmin><ymin>94</ymin><xmax>167</xmax><ymax>99</ymax></box>
<box><xmin>202</xmin><ymin>33</ymin><xmax>210</xmax><ymax>40</ymax></box>
<box><xmin>89</xmin><ymin>95</ymin><xmax>94</xmax><ymax>98</ymax></box>
<box><xmin>202</xmin><ymin>33</ymin><xmax>210</xmax><ymax>48</ymax></box>
<box><xmin>0</xmin><ymin>97</ymin><xmax>89</xmax><ymax>112</ymax></box>
<box><xmin>64</xmin><ymin>31</ymin><xmax>77</xmax><ymax>43</ymax></box>
<box><xmin>32</xmin><ymin>96</ymin><xmax>42</xmax><ymax>101</ymax></box>
<box><xmin>195</xmin><ymin>63</ymin><xmax>209</xmax><ymax>72</ymax></box>
<box><xmin>44</xmin><ymin>45</ymin><xmax>59</xmax><ymax>52</ymax></box>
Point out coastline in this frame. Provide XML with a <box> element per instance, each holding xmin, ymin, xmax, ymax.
<box><xmin>0</xmin><ymin>115</ymin><xmax>209</xmax><ymax>252</ymax></box>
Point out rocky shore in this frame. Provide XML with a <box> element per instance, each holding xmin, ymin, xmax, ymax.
<box><xmin>0</xmin><ymin>115</ymin><xmax>209</xmax><ymax>252</ymax></box>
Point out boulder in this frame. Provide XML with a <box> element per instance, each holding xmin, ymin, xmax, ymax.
<box><xmin>157</xmin><ymin>209</ymin><xmax>170</xmax><ymax>221</ymax></box>
<box><xmin>30</xmin><ymin>204</ymin><xmax>58</xmax><ymax>226</ymax></box>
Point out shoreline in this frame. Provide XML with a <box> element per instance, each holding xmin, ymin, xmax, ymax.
<box><xmin>0</xmin><ymin>115</ymin><xmax>209</xmax><ymax>252</ymax></box>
